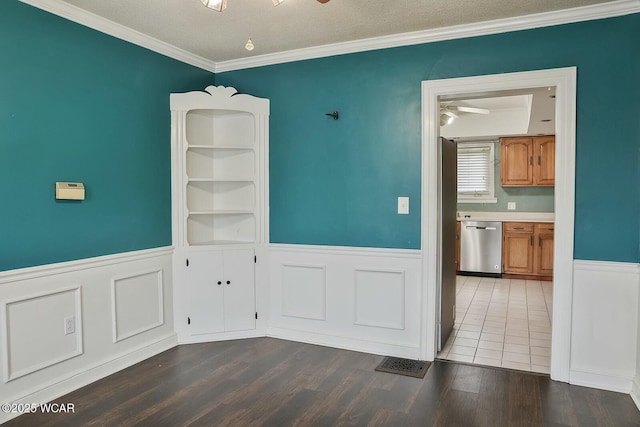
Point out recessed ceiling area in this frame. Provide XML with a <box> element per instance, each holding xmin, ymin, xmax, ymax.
<box><xmin>440</xmin><ymin>87</ymin><xmax>557</xmax><ymax>141</ymax></box>
<box><xmin>51</xmin><ymin>0</ymin><xmax>622</xmax><ymax>63</ymax></box>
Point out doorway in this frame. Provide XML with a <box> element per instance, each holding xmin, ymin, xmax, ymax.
<box><xmin>420</xmin><ymin>68</ymin><xmax>577</xmax><ymax>382</ymax></box>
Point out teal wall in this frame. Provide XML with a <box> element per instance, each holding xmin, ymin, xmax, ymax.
<box><xmin>0</xmin><ymin>2</ymin><xmax>214</xmax><ymax>271</ymax></box>
<box><xmin>457</xmin><ymin>142</ymin><xmax>555</xmax><ymax>212</ymax></box>
<box><xmin>218</xmin><ymin>14</ymin><xmax>640</xmax><ymax>263</ymax></box>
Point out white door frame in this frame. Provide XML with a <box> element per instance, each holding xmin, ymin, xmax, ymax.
<box><xmin>420</xmin><ymin>67</ymin><xmax>577</xmax><ymax>382</ymax></box>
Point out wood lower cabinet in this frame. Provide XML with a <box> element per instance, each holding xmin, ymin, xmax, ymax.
<box><xmin>534</xmin><ymin>223</ymin><xmax>554</xmax><ymax>276</ymax></box>
<box><xmin>503</xmin><ymin>222</ymin><xmax>554</xmax><ymax>277</ymax></box>
<box><xmin>502</xmin><ymin>223</ymin><xmax>535</xmax><ymax>274</ymax></box>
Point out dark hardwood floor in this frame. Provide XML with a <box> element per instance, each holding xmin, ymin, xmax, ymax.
<box><xmin>6</xmin><ymin>338</ymin><xmax>640</xmax><ymax>426</ymax></box>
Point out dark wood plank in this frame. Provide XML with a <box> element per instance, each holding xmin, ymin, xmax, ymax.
<box><xmin>5</xmin><ymin>338</ymin><xmax>640</xmax><ymax>427</ymax></box>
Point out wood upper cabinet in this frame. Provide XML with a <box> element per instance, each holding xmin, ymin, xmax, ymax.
<box><xmin>500</xmin><ymin>136</ymin><xmax>555</xmax><ymax>187</ymax></box>
<box><xmin>534</xmin><ymin>136</ymin><xmax>555</xmax><ymax>186</ymax></box>
<box><xmin>503</xmin><ymin>222</ymin><xmax>554</xmax><ymax>277</ymax></box>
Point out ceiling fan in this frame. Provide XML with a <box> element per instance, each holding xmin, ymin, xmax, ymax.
<box><xmin>440</xmin><ymin>103</ymin><xmax>490</xmax><ymax>126</ymax></box>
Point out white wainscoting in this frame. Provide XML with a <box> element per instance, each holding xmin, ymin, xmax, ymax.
<box><xmin>111</xmin><ymin>270</ymin><xmax>164</xmax><ymax>343</ymax></box>
<box><xmin>0</xmin><ymin>247</ymin><xmax>175</xmax><ymax>424</ymax></box>
<box><xmin>267</xmin><ymin>244</ymin><xmax>422</xmax><ymax>359</ymax></box>
<box><xmin>570</xmin><ymin>260</ymin><xmax>640</xmax><ymax>394</ymax></box>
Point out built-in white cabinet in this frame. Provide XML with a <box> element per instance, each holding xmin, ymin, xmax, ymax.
<box><xmin>186</xmin><ymin>249</ymin><xmax>256</xmax><ymax>335</ymax></box>
<box><xmin>171</xmin><ymin>86</ymin><xmax>269</xmax><ymax>342</ymax></box>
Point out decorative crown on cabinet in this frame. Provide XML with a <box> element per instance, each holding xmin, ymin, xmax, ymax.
<box><xmin>170</xmin><ymin>86</ymin><xmax>270</xmax><ymax>248</ymax></box>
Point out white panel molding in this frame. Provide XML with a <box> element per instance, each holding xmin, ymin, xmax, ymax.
<box><xmin>111</xmin><ymin>270</ymin><xmax>165</xmax><ymax>343</ymax></box>
<box><xmin>269</xmin><ymin>244</ymin><xmax>421</xmax><ymax>259</ymax></box>
<box><xmin>0</xmin><ymin>246</ymin><xmax>173</xmax><ymax>284</ymax></box>
<box><xmin>19</xmin><ymin>0</ymin><xmax>217</xmax><ymax>73</ymax></box>
<box><xmin>354</xmin><ymin>268</ymin><xmax>405</xmax><ymax>330</ymax></box>
<box><xmin>267</xmin><ymin>327</ymin><xmax>420</xmax><ymax>360</ymax></box>
<box><xmin>422</xmin><ymin>68</ymin><xmax>577</xmax><ymax>381</ymax></box>
<box><xmin>281</xmin><ymin>264</ymin><xmax>326</xmax><ymax>321</ymax></box>
<box><xmin>570</xmin><ymin>260</ymin><xmax>639</xmax><ymax>393</ymax></box>
<box><xmin>1</xmin><ymin>286</ymin><xmax>83</xmax><ymax>382</ymax></box>
<box><xmin>215</xmin><ymin>0</ymin><xmax>640</xmax><ymax>72</ymax></box>
<box><xmin>268</xmin><ymin>245</ymin><xmax>422</xmax><ymax>359</ymax></box>
<box><xmin>0</xmin><ymin>334</ymin><xmax>176</xmax><ymax>424</ymax></box>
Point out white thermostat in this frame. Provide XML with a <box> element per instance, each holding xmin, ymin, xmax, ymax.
<box><xmin>55</xmin><ymin>182</ymin><xmax>85</xmax><ymax>200</ymax></box>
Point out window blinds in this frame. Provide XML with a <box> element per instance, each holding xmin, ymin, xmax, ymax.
<box><xmin>457</xmin><ymin>145</ymin><xmax>492</xmax><ymax>195</ymax></box>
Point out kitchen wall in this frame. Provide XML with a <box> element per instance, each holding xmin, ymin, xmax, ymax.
<box><xmin>217</xmin><ymin>13</ymin><xmax>640</xmax><ymax>263</ymax></box>
<box><xmin>0</xmin><ymin>1</ymin><xmax>214</xmax><ymax>271</ymax></box>
<box><xmin>457</xmin><ymin>141</ymin><xmax>555</xmax><ymax>213</ymax></box>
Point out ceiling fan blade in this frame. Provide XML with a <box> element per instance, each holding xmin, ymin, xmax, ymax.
<box><xmin>442</xmin><ymin>110</ymin><xmax>459</xmax><ymax>118</ymax></box>
<box><xmin>454</xmin><ymin>106</ymin><xmax>490</xmax><ymax>114</ymax></box>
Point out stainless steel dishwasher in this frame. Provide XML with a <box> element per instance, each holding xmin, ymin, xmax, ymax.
<box><xmin>460</xmin><ymin>221</ymin><xmax>503</xmax><ymax>276</ymax></box>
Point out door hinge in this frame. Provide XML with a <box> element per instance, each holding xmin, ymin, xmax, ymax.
<box><xmin>255</xmin><ymin>312</ymin><xmax>258</xmax><ymax>320</ymax></box>
<box><xmin>254</xmin><ymin>255</ymin><xmax>257</xmax><ymax>263</ymax></box>
<box><xmin>187</xmin><ymin>317</ymin><xmax>191</xmax><ymax>325</ymax></box>
<box><xmin>186</xmin><ymin>258</ymin><xmax>189</xmax><ymax>267</ymax></box>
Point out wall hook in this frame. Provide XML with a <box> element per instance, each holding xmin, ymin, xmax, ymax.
<box><xmin>325</xmin><ymin>111</ymin><xmax>339</xmax><ymax>120</ymax></box>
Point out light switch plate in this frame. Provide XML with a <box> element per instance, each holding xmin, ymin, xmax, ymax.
<box><xmin>507</xmin><ymin>202</ymin><xmax>516</xmax><ymax>211</ymax></box>
<box><xmin>398</xmin><ymin>197</ymin><xmax>409</xmax><ymax>214</ymax></box>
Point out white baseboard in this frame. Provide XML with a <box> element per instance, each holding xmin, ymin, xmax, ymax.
<box><xmin>569</xmin><ymin>369</ymin><xmax>634</xmax><ymax>394</ymax></box>
<box><xmin>267</xmin><ymin>326</ymin><xmax>420</xmax><ymax>360</ymax></box>
<box><xmin>631</xmin><ymin>377</ymin><xmax>640</xmax><ymax>411</ymax></box>
<box><xmin>0</xmin><ymin>334</ymin><xmax>177</xmax><ymax>424</ymax></box>
<box><xmin>176</xmin><ymin>328</ymin><xmax>266</xmax><ymax>345</ymax></box>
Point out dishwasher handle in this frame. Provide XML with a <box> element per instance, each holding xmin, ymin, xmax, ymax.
<box><xmin>465</xmin><ymin>226</ymin><xmax>498</xmax><ymax>230</ymax></box>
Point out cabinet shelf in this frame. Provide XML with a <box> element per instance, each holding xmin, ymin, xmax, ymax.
<box><xmin>189</xmin><ymin>210</ymin><xmax>255</xmax><ymax>215</ymax></box>
<box><xmin>187</xmin><ymin>144</ymin><xmax>255</xmax><ymax>151</ymax></box>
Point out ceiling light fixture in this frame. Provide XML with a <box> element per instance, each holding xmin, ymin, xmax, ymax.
<box><xmin>245</xmin><ymin>37</ymin><xmax>255</xmax><ymax>51</ymax></box>
<box><xmin>201</xmin><ymin>0</ymin><xmax>227</xmax><ymax>12</ymax></box>
<box><xmin>201</xmin><ymin>0</ymin><xmax>330</xmax><ymax>11</ymax></box>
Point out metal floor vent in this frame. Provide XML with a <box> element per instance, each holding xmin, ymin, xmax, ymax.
<box><xmin>375</xmin><ymin>357</ymin><xmax>430</xmax><ymax>379</ymax></box>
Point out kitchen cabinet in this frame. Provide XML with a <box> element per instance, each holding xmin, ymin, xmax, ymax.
<box><xmin>502</xmin><ymin>222</ymin><xmax>554</xmax><ymax>277</ymax></box>
<box><xmin>500</xmin><ymin>136</ymin><xmax>555</xmax><ymax>187</ymax></box>
<box><xmin>502</xmin><ymin>222</ymin><xmax>535</xmax><ymax>274</ymax></box>
<box><xmin>534</xmin><ymin>223</ymin><xmax>554</xmax><ymax>276</ymax></box>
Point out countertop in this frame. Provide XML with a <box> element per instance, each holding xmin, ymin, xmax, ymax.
<box><xmin>457</xmin><ymin>211</ymin><xmax>554</xmax><ymax>223</ymax></box>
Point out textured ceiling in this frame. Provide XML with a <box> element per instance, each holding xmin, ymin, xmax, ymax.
<box><xmin>59</xmin><ymin>0</ymin><xmax>620</xmax><ymax>63</ymax></box>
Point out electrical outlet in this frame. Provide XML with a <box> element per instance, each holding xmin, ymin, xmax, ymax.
<box><xmin>507</xmin><ymin>202</ymin><xmax>516</xmax><ymax>211</ymax></box>
<box><xmin>64</xmin><ymin>316</ymin><xmax>75</xmax><ymax>335</ymax></box>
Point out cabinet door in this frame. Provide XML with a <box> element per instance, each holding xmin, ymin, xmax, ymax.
<box><xmin>534</xmin><ymin>224</ymin><xmax>554</xmax><ymax>276</ymax></box>
<box><xmin>223</xmin><ymin>249</ymin><xmax>256</xmax><ymax>332</ymax></box>
<box><xmin>187</xmin><ymin>251</ymin><xmax>225</xmax><ymax>335</ymax></box>
<box><xmin>534</xmin><ymin>136</ymin><xmax>555</xmax><ymax>186</ymax></box>
<box><xmin>503</xmin><ymin>226</ymin><xmax>534</xmax><ymax>274</ymax></box>
<box><xmin>500</xmin><ymin>137</ymin><xmax>533</xmax><ymax>186</ymax></box>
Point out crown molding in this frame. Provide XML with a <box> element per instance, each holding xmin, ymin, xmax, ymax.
<box><xmin>215</xmin><ymin>0</ymin><xmax>640</xmax><ymax>72</ymax></box>
<box><xmin>19</xmin><ymin>0</ymin><xmax>217</xmax><ymax>73</ymax></box>
<box><xmin>19</xmin><ymin>0</ymin><xmax>640</xmax><ymax>75</ymax></box>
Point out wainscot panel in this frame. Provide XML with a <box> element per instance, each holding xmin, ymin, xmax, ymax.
<box><xmin>267</xmin><ymin>244</ymin><xmax>422</xmax><ymax>359</ymax></box>
<box><xmin>570</xmin><ymin>260</ymin><xmax>640</xmax><ymax>393</ymax></box>
<box><xmin>0</xmin><ymin>247</ymin><xmax>175</xmax><ymax>424</ymax></box>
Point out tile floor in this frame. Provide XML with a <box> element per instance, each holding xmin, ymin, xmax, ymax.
<box><xmin>437</xmin><ymin>275</ymin><xmax>553</xmax><ymax>374</ymax></box>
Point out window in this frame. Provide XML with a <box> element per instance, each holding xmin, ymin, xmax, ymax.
<box><xmin>457</xmin><ymin>142</ymin><xmax>497</xmax><ymax>203</ymax></box>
